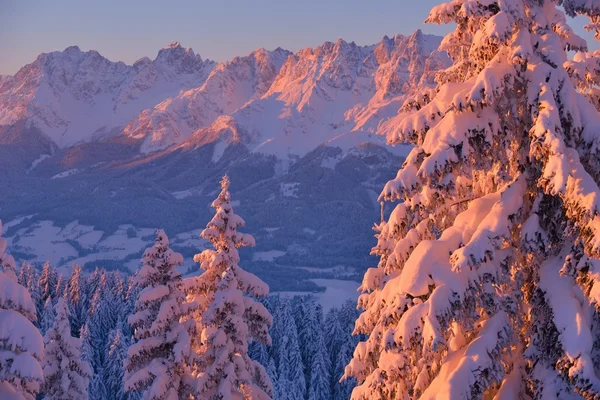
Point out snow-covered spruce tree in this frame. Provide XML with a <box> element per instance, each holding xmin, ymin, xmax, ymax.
<box><xmin>55</xmin><ymin>274</ymin><xmax>66</xmax><ymax>299</ymax></box>
<box><xmin>0</xmin><ymin>221</ymin><xmax>44</xmax><ymax>400</ymax></box>
<box><xmin>344</xmin><ymin>1</ymin><xmax>600</xmax><ymax>398</ymax></box>
<box><xmin>104</xmin><ymin>327</ymin><xmax>129</xmax><ymax>400</ymax></box>
<box><xmin>40</xmin><ymin>297</ymin><xmax>56</xmax><ymax>336</ymax></box>
<box><xmin>87</xmin><ymin>277</ymin><xmax>120</xmax><ymax>373</ymax></box>
<box><xmin>307</xmin><ymin>332</ymin><xmax>331</xmax><ymax>400</ymax></box>
<box><xmin>67</xmin><ymin>265</ymin><xmax>87</xmax><ymax>337</ymax></box>
<box><xmin>88</xmin><ymin>372</ymin><xmax>107</xmax><ymax>400</ymax></box>
<box><xmin>42</xmin><ymin>297</ymin><xmax>92</xmax><ymax>400</ymax></box>
<box><xmin>266</xmin><ymin>358</ymin><xmax>279</xmax><ymax>399</ymax></box>
<box><xmin>80</xmin><ymin>323</ymin><xmax>94</xmax><ymax>372</ymax></box>
<box><xmin>274</xmin><ymin>299</ymin><xmax>304</xmax><ymax>400</ymax></box>
<box><xmin>334</xmin><ymin>339</ymin><xmax>356</xmax><ymax>400</ymax></box>
<box><xmin>124</xmin><ymin>229</ymin><xmax>195</xmax><ymax>399</ymax></box>
<box><xmin>38</xmin><ymin>261</ymin><xmax>58</xmax><ymax>304</ymax></box>
<box><xmin>192</xmin><ymin>175</ymin><xmax>273</xmax><ymax>400</ymax></box>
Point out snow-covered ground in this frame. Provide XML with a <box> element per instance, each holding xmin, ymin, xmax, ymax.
<box><xmin>275</xmin><ymin>278</ymin><xmax>359</xmax><ymax>311</ymax></box>
<box><xmin>51</xmin><ymin>168</ymin><xmax>80</xmax><ymax>179</ymax></box>
<box><xmin>252</xmin><ymin>250</ymin><xmax>286</xmax><ymax>261</ymax></box>
<box><xmin>4</xmin><ymin>218</ymin><xmax>207</xmax><ymax>273</ymax></box>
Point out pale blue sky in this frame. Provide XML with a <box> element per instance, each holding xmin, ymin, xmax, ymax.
<box><xmin>0</xmin><ymin>0</ymin><xmax>595</xmax><ymax>75</ymax></box>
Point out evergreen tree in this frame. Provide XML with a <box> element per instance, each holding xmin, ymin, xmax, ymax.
<box><xmin>334</xmin><ymin>340</ymin><xmax>355</xmax><ymax>400</ymax></box>
<box><xmin>0</xmin><ymin>221</ymin><xmax>44</xmax><ymax>400</ymax></box>
<box><xmin>345</xmin><ymin>0</ymin><xmax>600</xmax><ymax>398</ymax></box>
<box><xmin>87</xmin><ymin>283</ymin><xmax>120</xmax><ymax>373</ymax></box>
<box><xmin>293</xmin><ymin>297</ymin><xmax>325</xmax><ymax>396</ymax></box>
<box><xmin>88</xmin><ymin>372</ymin><xmax>107</xmax><ymax>400</ymax></box>
<box><xmin>38</xmin><ymin>261</ymin><xmax>58</xmax><ymax>304</ymax></box>
<box><xmin>80</xmin><ymin>322</ymin><xmax>94</xmax><ymax>370</ymax></box>
<box><xmin>17</xmin><ymin>262</ymin><xmax>32</xmax><ymax>287</ymax></box>
<box><xmin>266</xmin><ymin>358</ymin><xmax>279</xmax><ymax>400</ymax></box>
<box><xmin>55</xmin><ymin>274</ymin><xmax>66</xmax><ymax>299</ymax></box>
<box><xmin>40</xmin><ymin>297</ymin><xmax>56</xmax><ymax>336</ymax></box>
<box><xmin>249</xmin><ymin>341</ymin><xmax>270</xmax><ymax>369</ymax></box>
<box><xmin>323</xmin><ymin>307</ymin><xmax>344</xmax><ymax>393</ymax></box>
<box><xmin>307</xmin><ymin>332</ymin><xmax>331</xmax><ymax>400</ymax></box>
<box><xmin>67</xmin><ymin>265</ymin><xmax>87</xmax><ymax>337</ymax></box>
<box><xmin>86</xmin><ymin>267</ymin><xmax>101</xmax><ymax>312</ymax></box>
<box><xmin>104</xmin><ymin>328</ymin><xmax>129</xmax><ymax>400</ymax></box>
<box><xmin>192</xmin><ymin>175</ymin><xmax>273</xmax><ymax>400</ymax></box>
<box><xmin>121</xmin><ymin>275</ymin><xmax>139</xmax><ymax>338</ymax></box>
<box><xmin>124</xmin><ymin>230</ymin><xmax>195</xmax><ymax>399</ymax></box>
<box><xmin>275</xmin><ymin>299</ymin><xmax>304</xmax><ymax>400</ymax></box>
<box><xmin>42</xmin><ymin>298</ymin><xmax>92</xmax><ymax>400</ymax></box>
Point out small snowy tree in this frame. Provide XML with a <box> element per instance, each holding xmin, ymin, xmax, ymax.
<box><xmin>0</xmin><ymin>221</ymin><xmax>44</xmax><ymax>400</ymax></box>
<box><xmin>42</xmin><ymin>298</ymin><xmax>92</xmax><ymax>400</ymax></box>
<box><xmin>192</xmin><ymin>175</ymin><xmax>273</xmax><ymax>400</ymax></box>
<box><xmin>344</xmin><ymin>0</ymin><xmax>600</xmax><ymax>398</ymax></box>
<box><xmin>124</xmin><ymin>229</ymin><xmax>195</xmax><ymax>399</ymax></box>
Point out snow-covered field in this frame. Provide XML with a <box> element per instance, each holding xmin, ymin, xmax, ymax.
<box><xmin>276</xmin><ymin>278</ymin><xmax>359</xmax><ymax>311</ymax></box>
<box><xmin>4</xmin><ymin>218</ymin><xmax>207</xmax><ymax>273</ymax></box>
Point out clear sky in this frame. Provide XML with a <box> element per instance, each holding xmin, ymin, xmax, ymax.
<box><xmin>0</xmin><ymin>0</ymin><xmax>595</xmax><ymax>75</ymax></box>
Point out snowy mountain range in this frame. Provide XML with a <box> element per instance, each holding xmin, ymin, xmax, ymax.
<box><xmin>0</xmin><ymin>30</ymin><xmax>448</xmax><ymax>291</ymax></box>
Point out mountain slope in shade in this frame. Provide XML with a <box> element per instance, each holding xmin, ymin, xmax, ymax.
<box><xmin>177</xmin><ymin>30</ymin><xmax>447</xmax><ymax>159</ymax></box>
<box><xmin>0</xmin><ymin>42</ymin><xmax>215</xmax><ymax>148</ymax></box>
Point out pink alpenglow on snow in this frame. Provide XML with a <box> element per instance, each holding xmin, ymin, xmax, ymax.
<box><xmin>42</xmin><ymin>298</ymin><xmax>92</xmax><ymax>400</ymax></box>
<box><xmin>190</xmin><ymin>175</ymin><xmax>273</xmax><ymax>400</ymax></box>
<box><xmin>0</xmin><ymin>221</ymin><xmax>44</xmax><ymax>400</ymax></box>
<box><xmin>344</xmin><ymin>0</ymin><xmax>600</xmax><ymax>399</ymax></box>
<box><xmin>124</xmin><ymin>229</ymin><xmax>197</xmax><ymax>399</ymax></box>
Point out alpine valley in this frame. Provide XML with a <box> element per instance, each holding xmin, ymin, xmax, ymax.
<box><xmin>0</xmin><ymin>30</ymin><xmax>448</xmax><ymax>292</ymax></box>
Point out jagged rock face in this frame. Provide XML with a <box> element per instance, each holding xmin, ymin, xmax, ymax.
<box><xmin>123</xmin><ymin>47</ymin><xmax>292</xmax><ymax>153</ymax></box>
<box><xmin>0</xmin><ymin>43</ymin><xmax>215</xmax><ymax>148</ymax></box>
<box><xmin>126</xmin><ymin>30</ymin><xmax>449</xmax><ymax>155</ymax></box>
<box><xmin>0</xmin><ymin>30</ymin><xmax>449</xmax><ymax>156</ymax></box>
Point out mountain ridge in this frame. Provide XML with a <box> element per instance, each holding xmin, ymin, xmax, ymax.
<box><xmin>0</xmin><ymin>30</ymin><xmax>447</xmax><ymax>159</ymax></box>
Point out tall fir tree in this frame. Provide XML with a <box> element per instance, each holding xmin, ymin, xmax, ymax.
<box><xmin>55</xmin><ymin>274</ymin><xmax>66</xmax><ymax>299</ymax></box>
<box><xmin>323</xmin><ymin>307</ymin><xmax>344</xmax><ymax>394</ymax></box>
<box><xmin>87</xmin><ymin>280</ymin><xmax>120</xmax><ymax>373</ymax></box>
<box><xmin>307</xmin><ymin>332</ymin><xmax>331</xmax><ymax>400</ymax></box>
<box><xmin>104</xmin><ymin>328</ymin><xmax>129</xmax><ymax>400</ymax></box>
<box><xmin>0</xmin><ymin>221</ymin><xmax>44</xmax><ymax>400</ymax></box>
<box><xmin>88</xmin><ymin>372</ymin><xmax>107</xmax><ymax>400</ymax></box>
<box><xmin>124</xmin><ymin>230</ymin><xmax>195</xmax><ymax>399</ymax></box>
<box><xmin>40</xmin><ymin>297</ymin><xmax>56</xmax><ymax>336</ymax></box>
<box><xmin>274</xmin><ymin>299</ymin><xmax>305</xmax><ymax>400</ymax></box>
<box><xmin>334</xmin><ymin>339</ymin><xmax>355</xmax><ymax>400</ymax></box>
<box><xmin>67</xmin><ymin>265</ymin><xmax>87</xmax><ymax>337</ymax></box>
<box><xmin>42</xmin><ymin>298</ymin><xmax>92</xmax><ymax>400</ymax></box>
<box><xmin>192</xmin><ymin>175</ymin><xmax>273</xmax><ymax>400</ymax></box>
<box><xmin>344</xmin><ymin>0</ymin><xmax>600</xmax><ymax>398</ymax></box>
<box><xmin>86</xmin><ymin>267</ymin><xmax>101</xmax><ymax>312</ymax></box>
<box><xmin>38</xmin><ymin>261</ymin><xmax>57</xmax><ymax>304</ymax></box>
<box><xmin>266</xmin><ymin>358</ymin><xmax>279</xmax><ymax>400</ymax></box>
